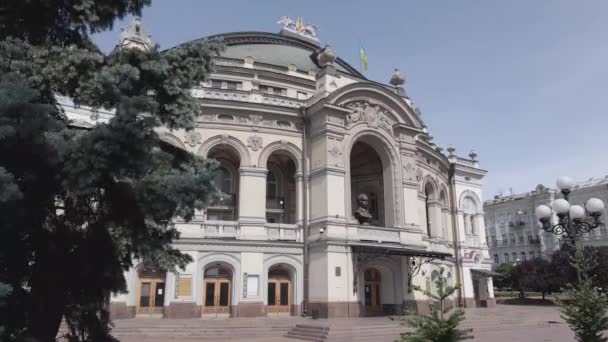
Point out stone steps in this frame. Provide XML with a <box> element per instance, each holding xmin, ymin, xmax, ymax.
<box><xmin>285</xmin><ymin>324</ymin><xmax>329</xmax><ymax>341</ymax></box>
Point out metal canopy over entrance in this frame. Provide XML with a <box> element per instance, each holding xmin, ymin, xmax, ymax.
<box><xmin>351</xmin><ymin>244</ymin><xmax>452</xmax><ymax>259</ymax></box>
<box><xmin>470</xmin><ymin>268</ymin><xmax>502</xmax><ymax>278</ymax></box>
<box><xmin>351</xmin><ymin>243</ymin><xmax>452</xmax><ymax>296</ymax></box>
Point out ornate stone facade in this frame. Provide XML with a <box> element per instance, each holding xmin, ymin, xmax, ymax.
<box><xmin>61</xmin><ymin>22</ymin><xmax>494</xmax><ymax>319</ymax></box>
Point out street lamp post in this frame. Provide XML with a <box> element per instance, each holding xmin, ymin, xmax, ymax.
<box><xmin>535</xmin><ymin>176</ymin><xmax>605</xmax><ymax>247</ymax></box>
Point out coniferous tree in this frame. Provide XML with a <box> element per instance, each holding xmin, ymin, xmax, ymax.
<box><xmin>397</xmin><ymin>267</ymin><xmax>473</xmax><ymax>342</ymax></box>
<box><xmin>0</xmin><ymin>1</ymin><xmax>223</xmax><ymax>340</ymax></box>
<box><xmin>559</xmin><ymin>249</ymin><xmax>608</xmax><ymax>342</ymax></box>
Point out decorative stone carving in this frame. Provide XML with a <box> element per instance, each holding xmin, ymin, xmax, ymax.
<box><xmin>353</xmin><ymin>194</ymin><xmax>373</xmax><ymax>225</ymax></box>
<box><xmin>403</xmin><ymin>161</ymin><xmax>417</xmax><ymax>181</ymax></box>
<box><xmin>246</xmin><ymin>135</ymin><xmax>263</xmax><ymax>151</ymax></box>
<box><xmin>184</xmin><ymin>131</ymin><xmax>202</xmax><ymax>147</ymax></box>
<box><xmin>415</xmin><ymin>168</ymin><xmax>423</xmax><ymax>182</ymax></box>
<box><xmin>277</xmin><ymin>16</ymin><xmax>319</xmax><ymax>40</ymax></box>
<box><xmin>344</xmin><ymin>100</ymin><xmax>396</xmax><ymax>135</ymax></box>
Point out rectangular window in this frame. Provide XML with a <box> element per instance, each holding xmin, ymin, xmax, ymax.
<box><xmin>493</xmin><ymin>254</ymin><xmax>499</xmax><ymax>263</ymax></box>
<box><xmin>260</xmin><ymin>85</ymin><xmax>287</xmax><ymax>96</ymax></box>
<box><xmin>504</xmin><ymin>254</ymin><xmax>510</xmax><ymax>262</ymax></box>
<box><xmin>177</xmin><ymin>275</ymin><xmax>192</xmax><ymax>297</ymax></box>
<box><xmin>226</xmin><ymin>81</ymin><xmax>242</xmax><ymax>90</ymax></box>
<box><xmin>211</xmin><ymin>79</ymin><xmax>222</xmax><ymax>88</ymax></box>
<box><xmin>246</xmin><ymin>275</ymin><xmax>259</xmax><ymax>298</ymax></box>
<box><xmin>521</xmin><ymin>252</ymin><xmax>526</xmax><ymax>261</ymax></box>
<box><xmin>519</xmin><ymin>235</ymin><xmax>524</xmax><ymax>243</ymax></box>
<box><xmin>335</xmin><ymin>267</ymin><xmax>341</xmax><ymax>277</ymax></box>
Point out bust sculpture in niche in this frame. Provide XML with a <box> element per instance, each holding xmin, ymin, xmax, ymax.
<box><xmin>354</xmin><ymin>193</ymin><xmax>373</xmax><ymax>225</ymax></box>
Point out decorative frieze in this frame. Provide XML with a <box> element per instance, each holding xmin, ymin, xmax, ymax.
<box><xmin>198</xmin><ymin>113</ymin><xmax>299</xmax><ymax>132</ymax></box>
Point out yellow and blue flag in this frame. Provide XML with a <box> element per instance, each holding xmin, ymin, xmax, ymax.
<box><xmin>360</xmin><ymin>46</ymin><xmax>368</xmax><ymax>71</ymax></box>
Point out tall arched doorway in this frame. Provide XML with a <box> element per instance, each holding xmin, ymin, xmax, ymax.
<box><xmin>350</xmin><ymin>141</ymin><xmax>385</xmax><ymax>226</ymax></box>
<box><xmin>136</xmin><ymin>263</ymin><xmax>166</xmax><ymax>317</ymax></box>
<box><xmin>267</xmin><ymin>265</ymin><xmax>293</xmax><ymax>316</ymax></box>
<box><xmin>265</xmin><ymin>152</ymin><xmax>297</xmax><ymax>224</ymax></box>
<box><xmin>202</xmin><ymin>263</ymin><xmax>233</xmax><ymax>317</ymax></box>
<box><xmin>364</xmin><ymin>268</ymin><xmax>382</xmax><ymax>315</ymax></box>
<box><xmin>207</xmin><ymin>145</ymin><xmax>240</xmax><ymax>221</ymax></box>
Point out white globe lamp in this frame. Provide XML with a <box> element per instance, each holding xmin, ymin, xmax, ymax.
<box><xmin>556</xmin><ymin>176</ymin><xmax>575</xmax><ymax>191</ymax></box>
<box><xmin>552</xmin><ymin>198</ymin><xmax>570</xmax><ymax>215</ymax></box>
<box><xmin>569</xmin><ymin>205</ymin><xmax>585</xmax><ymax>220</ymax></box>
<box><xmin>535</xmin><ymin>205</ymin><xmax>552</xmax><ymax>220</ymax></box>
<box><xmin>586</xmin><ymin>198</ymin><xmax>605</xmax><ymax>215</ymax></box>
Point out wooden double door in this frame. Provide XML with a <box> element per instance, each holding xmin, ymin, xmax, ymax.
<box><xmin>137</xmin><ymin>278</ymin><xmax>165</xmax><ymax>316</ymax></box>
<box><xmin>364</xmin><ymin>268</ymin><xmax>382</xmax><ymax>315</ymax></box>
<box><xmin>203</xmin><ymin>278</ymin><xmax>231</xmax><ymax>317</ymax></box>
<box><xmin>267</xmin><ymin>278</ymin><xmax>291</xmax><ymax>315</ymax></box>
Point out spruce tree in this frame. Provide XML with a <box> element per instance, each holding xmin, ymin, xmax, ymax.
<box><xmin>559</xmin><ymin>249</ymin><xmax>608</xmax><ymax>342</ymax></box>
<box><xmin>0</xmin><ymin>1</ymin><xmax>222</xmax><ymax>340</ymax></box>
<box><xmin>398</xmin><ymin>267</ymin><xmax>473</xmax><ymax>342</ymax></box>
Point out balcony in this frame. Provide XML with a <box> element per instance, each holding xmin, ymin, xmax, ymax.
<box><xmin>265</xmin><ymin>223</ymin><xmax>301</xmax><ymax>241</ymax></box>
<box><xmin>357</xmin><ymin>226</ymin><xmax>401</xmax><ymax>243</ymax></box>
<box><xmin>176</xmin><ymin>220</ymin><xmax>302</xmax><ymax>242</ymax></box>
<box><xmin>178</xmin><ymin>220</ymin><xmax>239</xmax><ymax>239</ymax></box>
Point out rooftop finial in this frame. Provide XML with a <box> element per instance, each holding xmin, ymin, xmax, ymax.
<box><xmin>119</xmin><ymin>17</ymin><xmax>153</xmax><ymax>51</ymax></box>
<box><xmin>469</xmin><ymin>149</ymin><xmax>478</xmax><ymax>161</ymax></box>
<box><xmin>447</xmin><ymin>144</ymin><xmax>456</xmax><ymax>156</ymax></box>
<box><xmin>390</xmin><ymin>68</ymin><xmax>406</xmax><ymax>87</ymax></box>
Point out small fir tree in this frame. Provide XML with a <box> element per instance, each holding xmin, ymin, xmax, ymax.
<box><xmin>559</xmin><ymin>249</ymin><xmax>608</xmax><ymax>342</ymax></box>
<box><xmin>397</xmin><ymin>267</ymin><xmax>473</xmax><ymax>342</ymax></box>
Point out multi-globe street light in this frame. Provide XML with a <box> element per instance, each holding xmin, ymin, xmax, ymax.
<box><xmin>535</xmin><ymin>176</ymin><xmax>605</xmax><ymax>247</ymax></box>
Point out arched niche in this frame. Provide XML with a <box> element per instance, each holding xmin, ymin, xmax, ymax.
<box><xmin>344</xmin><ymin>128</ymin><xmax>403</xmax><ymax>227</ymax></box>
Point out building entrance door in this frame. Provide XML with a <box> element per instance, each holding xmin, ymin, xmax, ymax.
<box><xmin>268</xmin><ymin>279</ymin><xmax>291</xmax><ymax>315</ymax></box>
<box><xmin>364</xmin><ymin>268</ymin><xmax>382</xmax><ymax>315</ymax></box>
<box><xmin>137</xmin><ymin>278</ymin><xmax>165</xmax><ymax>316</ymax></box>
<box><xmin>202</xmin><ymin>278</ymin><xmax>231</xmax><ymax>317</ymax></box>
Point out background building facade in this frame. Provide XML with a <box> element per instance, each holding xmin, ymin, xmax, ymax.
<box><xmin>63</xmin><ymin>18</ymin><xmax>495</xmax><ymax>318</ymax></box>
<box><xmin>485</xmin><ymin>178</ymin><xmax>608</xmax><ymax>264</ymax></box>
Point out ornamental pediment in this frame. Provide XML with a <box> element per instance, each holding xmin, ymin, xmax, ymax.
<box><xmin>344</xmin><ymin>100</ymin><xmax>397</xmax><ymax>135</ymax></box>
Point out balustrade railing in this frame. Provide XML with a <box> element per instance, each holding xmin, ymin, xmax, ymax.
<box><xmin>201</xmin><ymin>220</ymin><xmax>239</xmax><ymax>239</ymax></box>
<box><xmin>265</xmin><ymin>223</ymin><xmax>300</xmax><ymax>241</ymax></box>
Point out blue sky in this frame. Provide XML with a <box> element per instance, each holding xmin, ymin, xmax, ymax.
<box><xmin>93</xmin><ymin>0</ymin><xmax>608</xmax><ymax>199</ymax></box>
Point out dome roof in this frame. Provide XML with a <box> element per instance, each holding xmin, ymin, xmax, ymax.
<box><xmin>191</xmin><ymin>32</ymin><xmax>365</xmax><ymax>78</ymax></box>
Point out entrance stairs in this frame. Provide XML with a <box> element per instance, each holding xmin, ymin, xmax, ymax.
<box><xmin>284</xmin><ymin>324</ymin><xmax>329</xmax><ymax>341</ymax></box>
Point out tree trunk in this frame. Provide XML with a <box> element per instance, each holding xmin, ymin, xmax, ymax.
<box><xmin>542</xmin><ymin>292</ymin><xmax>546</xmax><ymax>300</ymax></box>
<box><xmin>27</xmin><ymin>231</ymin><xmax>69</xmax><ymax>342</ymax></box>
<box><xmin>519</xmin><ymin>289</ymin><xmax>525</xmax><ymax>299</ymax></box>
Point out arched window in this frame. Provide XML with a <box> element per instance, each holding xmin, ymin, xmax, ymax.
<box><xmin>207</xmin><ymin>145</ymin><xmax>240</xmax><ymax>221</ymax></box>
<box><xmin>424</xmin><ymin>183</ymin><xmax>434</xmax><ymax>237</ymax></box>
<box><xmin>213</xmin><ymin>166</ymin><xmax>233</xmax><ymax>194</ymax></box>
<box><xmin>266</xmin><ymin>153</ymin><xmax>296</xmax><ymax>224</ymax></box>
<box><xmin>266</xmin><ymin>170</ymin><xmax>278</xmax><ymax>201</ymax></box>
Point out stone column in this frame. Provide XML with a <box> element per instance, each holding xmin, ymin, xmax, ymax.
<box><xmin>295</xmin><ymin>172</ymin><xmax>303</xmax><ymax>226</ymax></box>
<box><xmin>238</xmin><ymin>166</ymin><xmax>268</xmax><ymax>240</ymax></box>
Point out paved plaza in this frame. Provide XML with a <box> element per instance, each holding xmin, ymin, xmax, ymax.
<box><xmin>100</xmin><ymin>304</ymin><xmax>575</xmax><ymax>342</ymax></box>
